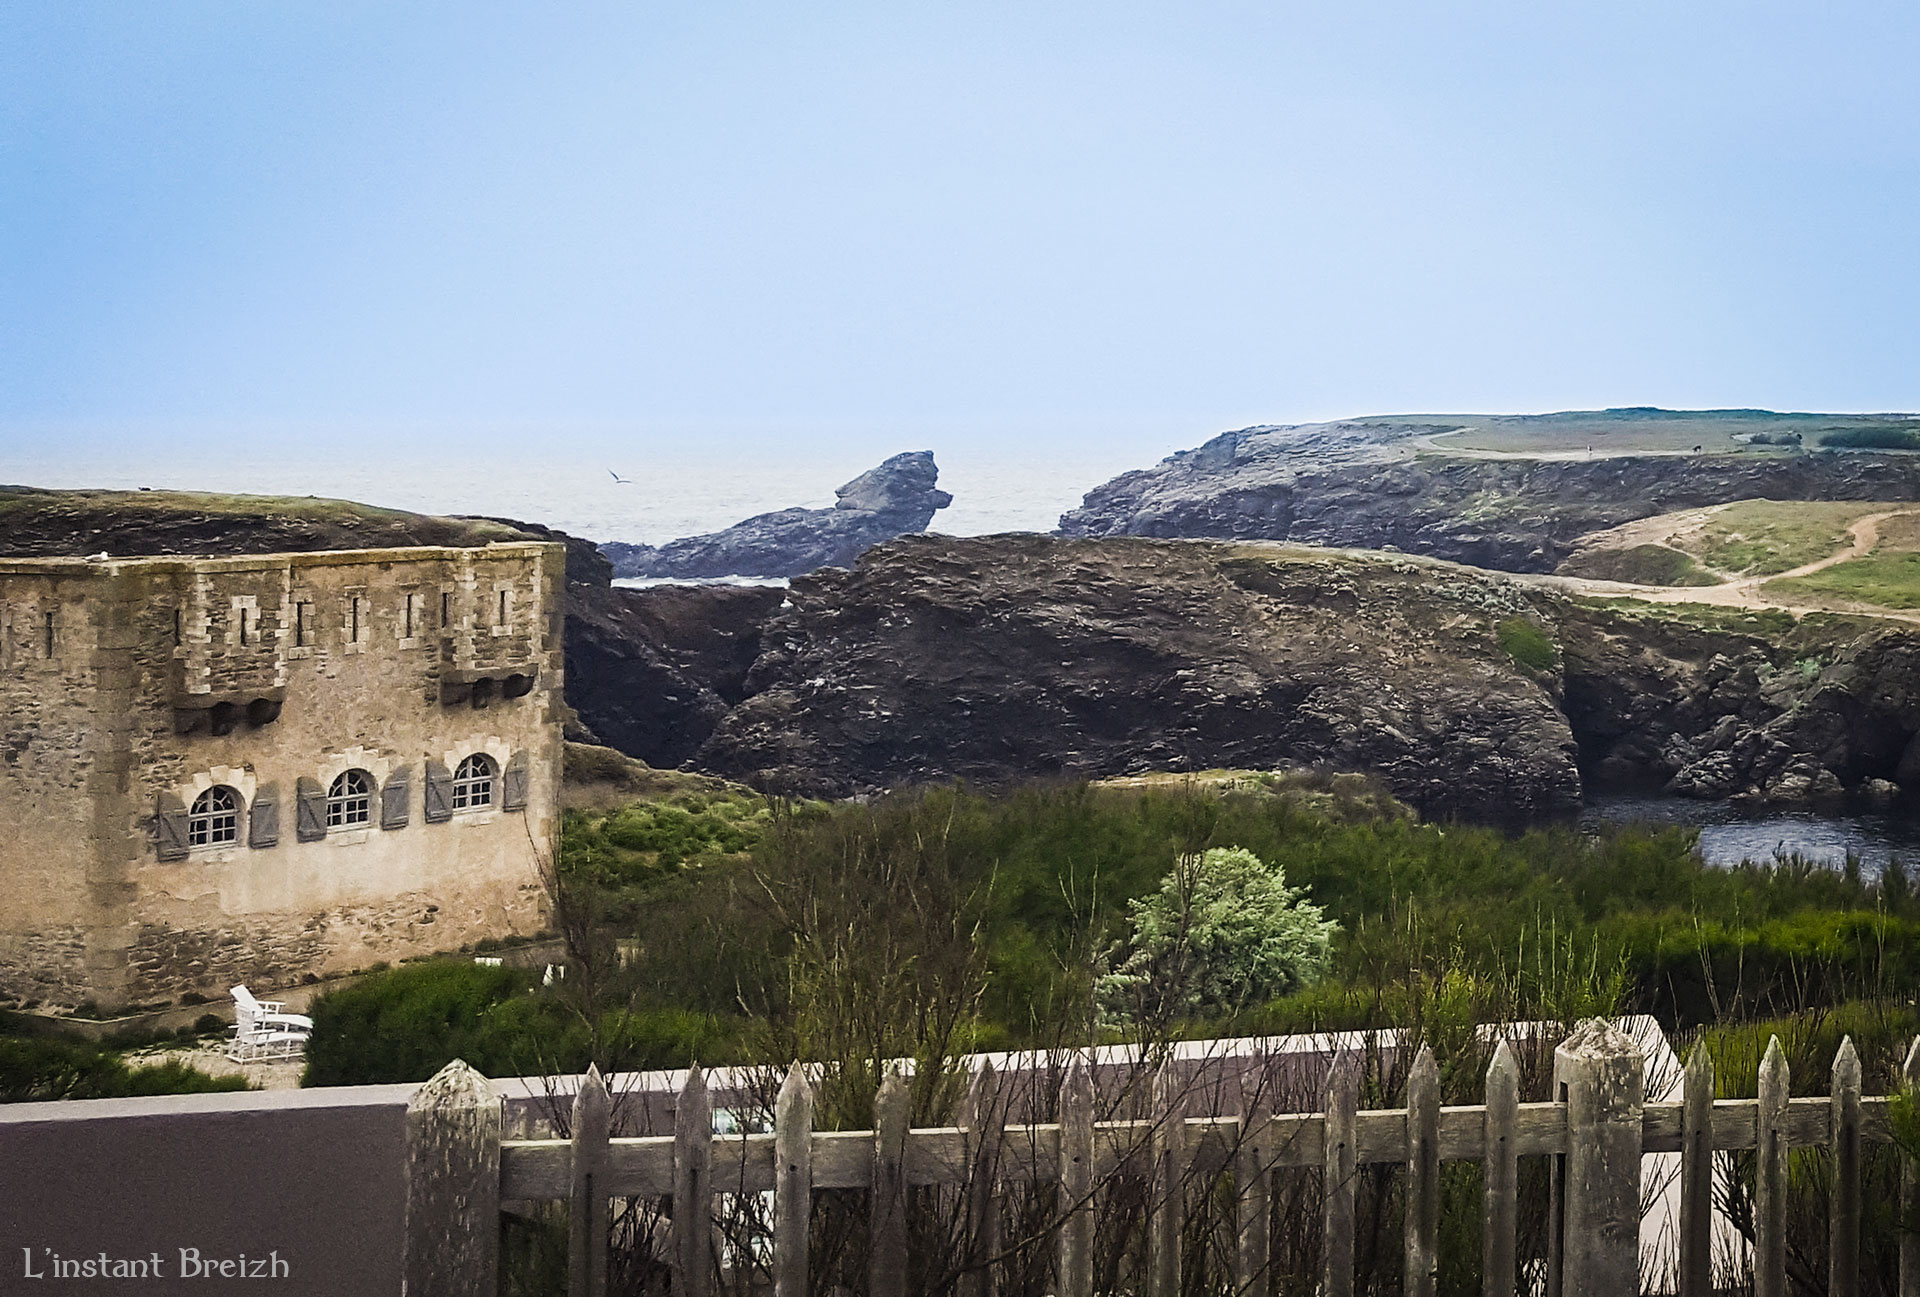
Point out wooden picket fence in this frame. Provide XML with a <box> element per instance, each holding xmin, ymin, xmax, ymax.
<box><xmin>398</xmin><ymin>1019</ymin><xmax>1920</xmax><ymax>1297</ymax></box>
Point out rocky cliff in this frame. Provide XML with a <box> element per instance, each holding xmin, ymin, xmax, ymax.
<box><xmin>1059</xmin><ymin>425</ymin><xmax>1920</xmax><ymax>573</ymax></box>
<box><xmin>565</xmin><ymin>581</ymin><xmax>786</xmax><ymax>768</ymax></box>
<box><xmin>1559</xmin><ymin>604</ymin><xmax>1920</xmax><ymax>806</ymax></box>
<box><xmin>695</xmin><ymin>535</ymin><xmax>1583</xmax><ymax>823</ymax></box>
<box><xmin>601</xmin><ymin>451</ymin><xmax>954</xmax><ymax>579</ymax></box>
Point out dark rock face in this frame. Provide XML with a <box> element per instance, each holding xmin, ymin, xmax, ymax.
<box><xmin>694</xmin><ymin>535</ymin><xmax>1583</xmax><ymax>824</ymax></box>
<box><xmin>602</xmin><ymin>452</ymin><xmax>954</xmax><ymax>579</ymax></box>
<box><xmin>565</xmin><ymin>583</ymin><xmax>786</xmax><ymax>768</ymax></box>
<box><xmin>1559</xmin><ymin>607</ymin><xmax>1920</xmax><ymax>806</ymax></box>
<box><xmin>1060</xmin><ymin>427</ymin><xmax>1920</xmax><ymax>573</ymax></box>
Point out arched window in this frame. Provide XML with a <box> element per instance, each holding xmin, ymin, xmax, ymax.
<box><xmin>326</xmin><ymin>770</ymin><xmax>373</xmax><ymax>828</ymax></box>
<box><xmin>188</xmin><ymin>786</ymin><xmax>240</xmax><ymax>847</ymax></box>
<box><xmin>453</xmin><ymin>754</ymin><xmax>495</xmax><ymax>811</ymax></box>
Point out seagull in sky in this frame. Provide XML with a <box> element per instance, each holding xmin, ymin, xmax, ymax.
<box><xmin>608</xmin><ymin>469</ymin><xmax>633</xmax><ymax>485</ymax></box>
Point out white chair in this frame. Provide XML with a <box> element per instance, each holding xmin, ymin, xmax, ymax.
<box><xmin>227</xmin><ymin>984</ymin><xmax>314</xmax><ymax>1062</ymax></box>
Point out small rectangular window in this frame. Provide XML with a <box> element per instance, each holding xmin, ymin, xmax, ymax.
<box><xmin>295</xmin><ymin>601</ymin><xmax>310</xmax><ymax>646</ymax></box>
<box><xmin>350</xmin><ymin>597</ymin><xmax>362</xmax><ymax>643</ymax></box>
<box><xmin>404</xmin><ymin>594</ymin><xmax>415</xmax><ymax>639</ymax></box>
<box><xmin>172</xmin><ymin>608</ymin><xmax>182</xmax><ymax>647</ymax></box>
<box><xmin>239</xmin><ymin>607</ymin><xmax>249</xmax><ymax>646</ymax></box>
<box><xmin>441</xmin><ymin>592</ymin><xmax>451</xmax><ymax>628</ymax></box>
<box><xmin>44</xmin><ymin>610</ymin><xmax>54</xmax><ymax>658</ymax></box>
<box><xmin>497</xmin><ymin>590</ymin><xmax>507</xmax><ymax>626</ymax></box>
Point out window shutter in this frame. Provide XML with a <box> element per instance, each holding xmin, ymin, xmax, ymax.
<box><xmin>501</xmin><ymin>751</ymin><xmax>530</xmax><ymax>812</ymax></box>
<box><xmin>155</xmin><ymin>794</ymin><xmax>190</xmax><ymax>862</ymax></box>
<box><xmin>296</xmin><ymin>776</ymin><xmax>327</xmax><ymax>842</ymax></box>
<box><xmin>423</xmin><ymin>760</ymin><xmax>453</xmax><ymax>823</ymax></box>
<box><xmin>249</xmin><ymin>785</ymin><xmax>280</xmax><ymax>848</ymax></box>
<box><xmin>381</xmin><ymin>766</ymin><xmax>411</xmax><ymax>830</ymax></box>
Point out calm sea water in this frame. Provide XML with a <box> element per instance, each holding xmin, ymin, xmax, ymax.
<box><xmin>1582</xmin><ymin>793</ymin><xmax>1920</xmax><ymax>876</ymax></box>
<box><xmin>0</xmin><ymin>429</ymin><xmax>1174</xmax><ymax>546</ymax></box>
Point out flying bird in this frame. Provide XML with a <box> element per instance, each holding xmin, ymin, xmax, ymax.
<box><xmin>608</xmin><ymin>470</ymin><xmax>633</xmax><ymax>485</ymax></box>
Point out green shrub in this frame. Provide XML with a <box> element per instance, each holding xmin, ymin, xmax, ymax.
<box><xmin>301</xmin><ymin>960</ymin><xmax>736</xmax><ymax>1086</ymax></box>
<box><xmin>1495</xmin><ymin>617</ymin><xmax>1557</xmax><ymax>671</ymax></box>
<box><xmin>1820</xmin><ymin>427</ymin><xmax>1920</xmax><ymax>450</ymax></box>
<box><xmin>0</xmin><ymin>1030</ymin><xmax>250</xmax><ymax>1103</ymax></box>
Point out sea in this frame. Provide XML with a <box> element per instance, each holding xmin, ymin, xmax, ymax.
<box><xmin>0</xmin><ymin>425</ymin><xmax>1179</xmax><ymax>549</ymax></box>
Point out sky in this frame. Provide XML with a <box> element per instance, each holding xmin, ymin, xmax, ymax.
<box><xmin>4</xmin><ymin>2</ymin><xmax>1920</xmax><ymax>519</ymax></box>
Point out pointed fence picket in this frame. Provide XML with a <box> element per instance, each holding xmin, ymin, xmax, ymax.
<box><xmin>404</xmin><ymin>1024</ymin><xmax>1920</xmax><ymax>1297</ymax></box>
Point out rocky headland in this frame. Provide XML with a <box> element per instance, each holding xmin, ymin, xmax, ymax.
<box><xmin>1059</xmin><ymin>422</ymin><xmax>1920</xmax><ymax>573</ymax></box>
<box><xmin>682</xmin><ymin>536</ymin><xmax>1920</xmax><ymax>818</ymax></box>
<box><xmin>694</xmin><ymin>535</ymin><xmax>1585</xmax><ymax>822</ymax></box>
<box><xmin>600</xmin><ymin>451</ymin><xmax>953</xmax><ymax>579</ymax></box>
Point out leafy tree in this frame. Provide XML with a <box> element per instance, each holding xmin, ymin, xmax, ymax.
<box><xmin>1097</xmin><ymin>845</ymin><xmax>1337</xmax><ymax>1029</ymax></box>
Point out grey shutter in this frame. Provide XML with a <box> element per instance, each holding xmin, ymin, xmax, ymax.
<box><xmin>381</xmin><ymin>766</ymin><xmax>411</xmax><ymax>830</ymax></box>
<box><xmin>155</xmin><ymin>794</ymin><xmax>190</xmax><ymax>862</ymax></box>
<box><xmin>423</xmin><ymin>760</ymin><xmax>453</xmax><ymax>823</ymax></box>
<box><xmin>501</xmin><ymin>751</ymin><xmax>529</xmax><ymax>812</ymax></box>
<box><xmin>295</xmin><ymin>776</ymin><xmax>327</xmax><ymax>842</ymax></box>
<box><xmin>249</xmin><ymin>784</ymin><xmax>280</xmax><ymax>848</ymax></box>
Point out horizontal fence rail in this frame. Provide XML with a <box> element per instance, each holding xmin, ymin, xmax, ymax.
<box><xmin>400</xmin><ymin>1020</ymin><xmax>1920</xmax><ymax>1297</ymax></box>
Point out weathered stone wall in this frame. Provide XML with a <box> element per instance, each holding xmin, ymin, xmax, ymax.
<box><xmin>0</xmin><ymin>542</ymin><xmax>565</xmax><ymax>1009</ymax></box>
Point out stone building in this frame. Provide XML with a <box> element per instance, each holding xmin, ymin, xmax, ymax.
<box><xmin>0</xmin><ymin>541</ymin><xmax>565</xmax><ymax>1011</ymax></box>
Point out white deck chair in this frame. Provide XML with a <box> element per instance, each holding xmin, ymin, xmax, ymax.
<box><xmin>227</xmin><ymin>984</ymin><xmax>313</xmax><ymax>1062</ymax></box>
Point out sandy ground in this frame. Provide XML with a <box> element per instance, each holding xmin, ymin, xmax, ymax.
<box><xmin>131</xmin><ymin>1041</ymin><xmax>307</xmax><ymax>1091</ymax></box>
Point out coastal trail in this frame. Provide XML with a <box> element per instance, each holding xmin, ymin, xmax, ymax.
<box><xmin>1518</xmin><ymin>508</ymin><xmax>1920</xmax><ymax>626</ymax></box>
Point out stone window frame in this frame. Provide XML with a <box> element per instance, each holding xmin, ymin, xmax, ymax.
<box><xmin>288</xmin><ymin>591</ymin><xmax>317</xmax><ymax>658</ymax></box>
<box><xmin>341</xmin><ymin>588</ymin><xmax>370</xmax><ymax>655</ymax></box>
<box><xmin>326</xmin><ymin>769</ymin><xmax>374</xmax><ymax>828</ymax></box>
<box><xmin>489</xmin><ymin>583</ymin><xmax>514</xmax><ymax>637</ymax></box>
<box><xmin>227</xmin><ymin>594</ymin><xmax>261</xmax><ymax>650</ymax></box>
<box><xmin>452</xmin><ymin>753</ymin><xmax>496</xmax><ymax>811</ymax></box>
<box><xmin>188</xmin><ymin>785</ymin><xmax>242</xmax><ymax>848</ymax></box>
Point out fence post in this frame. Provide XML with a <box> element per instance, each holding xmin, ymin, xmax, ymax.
<box><xmin>871</xmin><ymin>1067</ymin><xmax>911</xmax><ymax>1297</ymax></box>
<box><xmin>1057</xmin><ymin>1054</ymin><xmax>1095</xmax><ymax>1297</ymax></box>
<box><xmin>1678</xmin><ymin>1041</ymin><xmax>1713</xmax><ymax>1297</ymax></box>
<box><xmin>1321</xmin><ymin>1050</ymin><xmax>1360</xmax><ymax>1297</ymax></box>
<box><xmin>1235</xmin><ymin>1056</ymin><xmax>1272</xmax><ymax>1296</ymax></box>
<box><xmin>1901</xmin><ymin>1037</ymin><xmax>1920</xmax><ymax>1297</ymax></box>
<box><xmin>403</xmin><ymin>1059</ymin><xmax>501</xmax><ymax>1297</ymax></box>
<box><xmin>673</xmin><ymin>1065</ymin><xmax>713</xmax><ymax>1297</ymax></box>
<box><xmin>960</xmin><ymin>1062</ymin><xmax>1002</xmax><ymax>1297</ymax></box>
<box><xmin>569</xmin><ymin>1064</ymin><xmax>611</xmax><ymax>1297</ymax></box>
<box><xmin>1482</xmin><ymin>1041</ymin><xmax>1518</xmax><ymax>1297</ymax></box>
<box><xmin>1149</xmin><ymin>1061</ymin><xmax>1186</xmax><ymax>1297</ymax></box>
<box><xmin>774</xmin><ymin>1061</ymin><xmax>812</xmax><ymax>1297</ymax></box>
<box><xmin>1831</xmin><ymin>1036</ymin><xmax>1862</xmax><ymax>1297</ymax></box>
<box><xmin>1755</xmin><ymin>1037</ymin><xmax>1788</xmax><ymax>1297</ymax></box>
<box><xmin>1551</xmin><ymin>1019</ymin><xmax>1644</xmax><ymax>1297</ymax></box>
<box><xmin>1404</xmin><ymin>1045</ymin><xmax>1440</xmax><ymax>1297</ymax></box>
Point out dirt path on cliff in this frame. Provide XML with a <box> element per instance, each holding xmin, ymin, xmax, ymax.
<box><xmin>1521</xmin><ymin>509</ymin><xmax>1920</xmax><ymax>626</ymax></box>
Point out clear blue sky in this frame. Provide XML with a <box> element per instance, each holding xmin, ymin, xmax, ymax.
<box><xmin>5</xmin><ymin>1</ymin><xmax>1920</xmax><ymax>470</ymax></box>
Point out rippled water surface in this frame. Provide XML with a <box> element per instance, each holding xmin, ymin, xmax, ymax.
<box><xmin>1582</xmin><ymin>793</ymin><xmax>1920</xmax><ymax>876</ymax></box>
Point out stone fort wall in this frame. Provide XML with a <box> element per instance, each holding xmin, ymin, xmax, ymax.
<box><xmin>0</xmin><ymin>541</ymin><xmax>565</xmax><ymax>1009</ymax></box>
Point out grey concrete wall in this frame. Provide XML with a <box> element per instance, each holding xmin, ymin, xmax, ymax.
<box><xmin>0</xmin><ymin>1083</ymin><xmax>417</xmax><ymax>1295</ymax></box>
